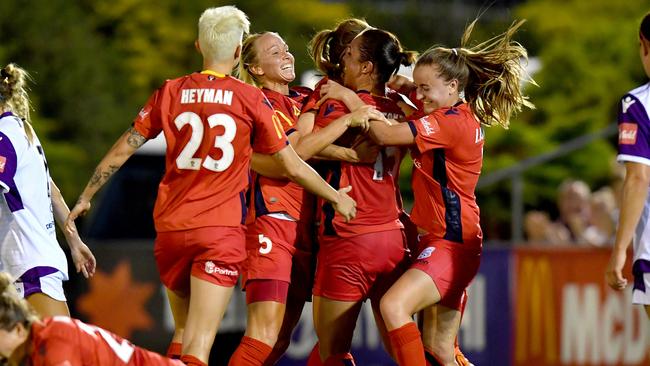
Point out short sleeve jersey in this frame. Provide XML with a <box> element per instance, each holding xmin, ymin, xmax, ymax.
<box><xmin>0</xmin><ymin>112</ymin><xmax>67</xmax><ymax>279</ymax></box>
<box><xmin>407</xmin><ymin>102</ymin><xmax>483</xmax><ymax>246</ymax></box>
<box><xmin>315</xmin><ymin>92</ymin><xmax>405</xmax><ymax>237</ymax></box>
<box><xmin>28</xmin><ymin>316</ymin><xmax>183</xmax><ymax>366</ymax></box>
<box><xmin>251</xmin><ymin>87</ymin><xmax>312</xmax><ymax>220</ymax></box>
<box><xmin>617</xmin><ymin>83</ymin><xmax>650</xmax><ymax>263</ymax></box>
<box><xmin>133</xmin><ymin>71</ymin><xmax>288</xmax><ymax>232</ymax></box>
<box><xmin>301</xmin><ymin>77</ymin><xmax>329</xmax><ymax>114</ymax></box>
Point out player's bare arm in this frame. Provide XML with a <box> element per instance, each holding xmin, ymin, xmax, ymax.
<box><xmin>65</xmin><ymin>127</ymin><xmax>149</xmax><ymax>232</ymax></box>
<box><xmin>50</xmin><ymin>181</ymin><xmax>96</xmax><ymax>278</ymax></box>
<box><xmin>272</xmin><ymin>145</ymin><xmax>356</xmax><ymax>222</ymax></box>
<box><xmin>368</xmin><ymin>119</ymin><xmax>414</xmax><ymax>146</ymax></box>
<box><xmin>606</xmin><ymin>161</ymin><xmax>650</xmax><ymax>290</ymax></box>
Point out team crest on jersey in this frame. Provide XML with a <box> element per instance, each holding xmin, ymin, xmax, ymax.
<box><xmin>0</xmin><ymin>155</ymin><xmax>6</xmax><ymax>173</ymax></box>
<box><xmin>619</xmin><ymin>123</ymin><xmax>638</xmax><ymax>145</ymax></box>
<box><xmin>622</xmin><ymin>96</ymin><xmax>635</xmax><ymax>114</ymax></box>
<box><xmin>417</xmin><ymin>247</ymin><xmax>435</xmax><ymax>260</ymax></box>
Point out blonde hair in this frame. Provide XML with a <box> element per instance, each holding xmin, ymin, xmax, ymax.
<box><xmin>0</xmin><ymin>63</ymin><xmax>35</xmax><ymax>143</ymax></box>
<box><xmin>308</xmin><ymin>18</ymin><xmax>371</xmax><ymax>80</ymax></box>
<box><xmin>416</xmin><ymin>20</ymin><xmax>535</xmax><ymax>128</ymax></box>
<box><xmin>0</xmin><ymin>272</ymin><xmax>39</xmax><ymax>331</ymax></box>
<box><xmin>237</xmin><ymin>32</ymin><xmax>270</xmax><ymax>87</ymax></box>
<box><xmin>198</xmin><ymin>6</ymin><xmax>250</xmax><ymax>63</ymax></box>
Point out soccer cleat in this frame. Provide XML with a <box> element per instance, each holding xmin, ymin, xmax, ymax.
<box><xmin>454</xmin><ymin>346</ymin><xmax>475</xmax><ymax>366</ymax></box>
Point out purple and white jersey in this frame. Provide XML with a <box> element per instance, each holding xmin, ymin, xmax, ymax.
<box><xmin>0</xmin><ymin>112</ymin><xmax>68</xmax><ymax>281</ymax></box>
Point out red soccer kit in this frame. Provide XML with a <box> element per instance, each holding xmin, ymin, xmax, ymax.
<box><xmin>243</xmin><ymin>87</ymin><xmax>312</xmax><ymax>303</ymax></box>
<box><xmin>312</xmin><ymin>92</ymin><xmax>409</xmax><ymax>301</ymax></box>
<box><xmin>28</xmin><ymin>316</ymin><xmax>183</xmax><ymax>366</ymax></box>
<box><xmin>407</xmin><ymin>102</ymin><xmax>483</xmax><ymax>309</ymax></box>
<box><xmin>132</xmin><ymin>71</ymin><xmax>288</xmax><ymax>291</ymax></box>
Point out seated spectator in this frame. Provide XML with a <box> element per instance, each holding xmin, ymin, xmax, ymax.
<box><xmin>524</xmin><ymin>210</ymin><xmax>571</xmax><ymax>245</ymax></box>
<box><xmin>583</xmin><ymin>187</ymin><xmax>617</xmax><ymax>246</ymax></box>
<box><xmin>557</xmin><ymin>179</ymin><xmax>592</xmax><ymax>244</ymax></box>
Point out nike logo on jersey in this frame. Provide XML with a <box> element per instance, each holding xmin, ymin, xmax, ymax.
<box><xmin>622</xmin><ymin>96</ymin><xmax>635</xmax><ymax>114</ymax></box>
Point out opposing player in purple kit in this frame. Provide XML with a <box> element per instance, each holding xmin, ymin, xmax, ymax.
<box><xmin>0</xmin><ymin>63</ymin><xmax>96</xmax><ymax>319</ymax></box>
<box><xmin>606</xmin><ymin>11</ymin><xmax>650</xmax><ymax>319</ymax></box>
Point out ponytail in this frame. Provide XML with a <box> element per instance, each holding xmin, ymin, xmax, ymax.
<box><xmin>0</xmin><ymin>63</ymin><xmax>35</xmax><ymax>143</ymax></box>
<box><xmin>417</xmin><ymin>20</ymin><xmax>535</xmax><ymax>128</ymax></box>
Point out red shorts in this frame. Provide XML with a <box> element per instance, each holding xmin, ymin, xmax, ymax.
<box><xmin>243</xmin><ymin>215</ymin><xmax>299</xmax><ymax>286</ymax></box>
<box><xmin>154</xmin><ymin>226</ymin><xmax>246</xmax><ymax>294</ymax></box>
<box><xmin>289</xmin><ymin>248</ymin><xmax>316</xmax><ymax>302</ymax></box>
<box><xmin>410</xmin><ymin>236</ymin><xmax>481</xmax><ymax>310</ymax></box>
<box><xmin>313</xmin><ymin>229</ymin><xmax>409</xmax><ymax>302</ymax></box>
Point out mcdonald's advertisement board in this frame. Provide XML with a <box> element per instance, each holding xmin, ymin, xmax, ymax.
<box><xmin>512</xmin><ymin>247</ymin><xmax>648</xmax><ymax>366</ymax></box>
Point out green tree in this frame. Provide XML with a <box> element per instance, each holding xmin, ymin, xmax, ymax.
<box><xmin>477</xmin><ymin>0</ymin><xmax>647</xmax><ymax>240</ymax></box>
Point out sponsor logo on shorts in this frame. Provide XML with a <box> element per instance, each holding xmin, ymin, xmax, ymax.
<box><xmin>204</xmin><ymin>261</ymin><xmax>238</xmax><ymax>276</ymax></box>
<box><xmin>417</xmin><ymin>247</ymin><xmax>435</xmax><ymax>260</ymax></box>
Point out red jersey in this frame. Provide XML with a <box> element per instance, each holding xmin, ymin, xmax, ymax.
<box><xmin>250</xmin><ymin>87</ymin><xmax>312</xmax><ymax>220</ymax></box>
<box><xmin>407</xmin><ymin>102</ymin><xmax>483</xmax><ymax>246</ymax></box>
<box><xmin>301</xmin><ymin>77</ymin><xmax>329</xmax><ymax>113</ymax></box>
<box><xmin>133</xmin><ymin>71</ymin><xmax>288</xmax><ymax>232</ymax></box>
<box><xmin>315</xmin><ymin>92</ymin><xmax>404</xmax><ymax>237</ymax></box>
<box><xmin>28</xmin><ymin>317</ymin><xmax>182</xmax><ymax>366</ymax></box>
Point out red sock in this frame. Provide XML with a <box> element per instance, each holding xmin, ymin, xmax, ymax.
<box><xmin>166</xmin><ymin>342</ymin><xmax>182</xmax><ymax>359</ymax></box>
<box><xmin>228</xmin><ymin>336</ymin><xmax>273</xmax><ymax>366</ymax></box>
<box><xmin>180</xmin><ymin>354</ymin><xmax>207</xmax><ymax>366</ymax></box>
<box><xmin>388</xmin><ymin>322</ymin><xmax>425</xmax><ymax>366</ymax></box>
<box><xmin>323</xmin><ymin>353</ymin><xmax>356</xmax><ymax>366</ymax></box>
<box><xmin>306</xmin><ymin>343</ymin><xmax>322</xmax><ymax>366</ymax></box>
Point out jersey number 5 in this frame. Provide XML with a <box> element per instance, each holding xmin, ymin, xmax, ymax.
<box><xmin>174</xmin><ymin>112</ymin><xmax>237</xmax><ymax>172</ymax></box>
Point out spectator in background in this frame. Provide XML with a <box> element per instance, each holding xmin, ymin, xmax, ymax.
<box><xmin>583</xmin><ymin>187</ymin><xmax>617</xmax><ymax>246</ymax></box>
<box><xmin>524</xmin><ymin>210</ymin><xmax>571</xmax><ymax>245</ymax></box>
<box><xmin>556</xmin><ymin>179</ymin><xmax>592</xmax><ymax>244</ymax></box>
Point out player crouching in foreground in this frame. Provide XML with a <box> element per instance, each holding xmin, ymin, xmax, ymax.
<box><xmin>0</xmin><ymin>271</ymin><xmax>183</xmax><ymax>366</ymax></box>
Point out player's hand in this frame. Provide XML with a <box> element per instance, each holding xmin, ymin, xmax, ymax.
<box><xmin>333</xmin><ymin>185</ymin><xmax>356</xmax><ymax>222</ymax></box>
<box><xmin>65</xmin><ymin>199</ymin><xmax>91</xmax><ymax>234</ymax></box>
<box><xmin>317</xmin><ymin>80</ymin><xmax>357</xmax><ymax>107</ymax></box>
<box><xmin>605</xmin><ymin>250</ymin><xmax>628</xmax><ymax>291</ymax></box>
<box><xmin>68</xmin><ymin>236</ymin><xmax>96</xmax><ymax>279</ymax></box>
<box><xmin>387</xmin><ymin>74</ymin><xmax>414</xmax><ymax>92</ymax></box>
<box><xmin>347</xmin><ymin>105</ymin><xmax>384</xmax><ymax>132</ymax></box>
<box><xmin>352</xmin><ymin>139</ymin><xmax>380</xmax><ymax>163</ymax></box>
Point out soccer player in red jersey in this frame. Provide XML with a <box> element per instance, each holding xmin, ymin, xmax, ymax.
<box><xmin>368</xmin><ymin>21</ymin><xmax>534</xmax><ymax>366</ymax></box>
<box><xmin>65</xmin><ymin>6</ymin><xmax>357</xmax><ymax>366</ymax></box>
<box><xmin>230</xmin><ymin>32</ymin><xmax>382</xmax><ymax>366</ymax></box>
<box><xmin>0</xmin><ymin>272</ymin><xmax>182</xmax><ymax>366</ymax></box>
<box><xmin>307</xmin><ymin>29</ymin><xmax>418</xmax><ymax>366</ymax></box>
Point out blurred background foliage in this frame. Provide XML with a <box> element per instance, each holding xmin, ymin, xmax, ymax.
<box><xmin>0</xmin><ymin>0</ymin><xmax>647</xmax><ymax>241</ymax></box>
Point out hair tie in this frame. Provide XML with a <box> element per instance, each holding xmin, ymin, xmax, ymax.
<box><xmin>451</xmin><ymin>48</ymin><xmax>459</xmax><ymax>56</ymax></box>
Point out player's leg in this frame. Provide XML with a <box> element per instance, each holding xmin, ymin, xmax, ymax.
<box><xmin>313</xmin><ymin>295</ymin><xmax>362</xmax><ymax>365</ymax></box>
<box><xmin>229</xmin><ymin>281</ymin><xmax>288</xmax><ymax>366</ymax></box>
<box><xmin>380</xmin><ymin>269</ymin><xmax>440</xmax><ymax>366</ymax></box>
<box><xmin>22</xmin><ymin>269</ymin><xmax>70</xmax><ymax>317</ymax></box>
<box><xmin>181</xmin><ymin>277</ymin><xmax>235</xmax><ymax>364</ymax></box>
<box><xmin>25</xmin><ymin>293</ymin><xmax>69</xmax><ymax>317</ymax></box>
<box><xmin>426</xmin><ymin>306</ymin><xmax>462</xmax><ymax>366</ymax></box>
<box><xmin>165</xmin><ymin>288</ymin><xmax>189</xmax><ymax>359</ymax></box>
<box><xmin>264</xmin><ymin>284</ymin><xmax>308</xmax><ymax>365</ymax></box>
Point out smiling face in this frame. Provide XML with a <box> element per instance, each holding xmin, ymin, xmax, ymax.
<box><xmin>413</xmin><ymin>63</ymin><xmax>459</xmax><ymax>114</ymax></box>
<box><xmin>252</xmin><ymin>33</ymin><xmax>295</xmax><ymax>84</ymax></box>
